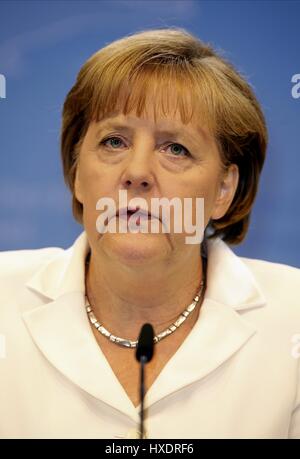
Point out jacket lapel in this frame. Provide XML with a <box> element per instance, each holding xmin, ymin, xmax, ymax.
<box><xmin>145</xmin><ymin>297</ymin><xmax>257</xmax><ymax>407</ymax></box>
<box><xmin>23</xmin><ymin>232</ymin><xmax>138</xmax><ymax>420</ymax></box>
<box><xmin>146</xmin><ymin>238</ymin><xmax>266</xmax><ymax>406</ymax></box>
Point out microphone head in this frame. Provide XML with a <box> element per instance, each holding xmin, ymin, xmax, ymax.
<box><xmin>135</xmin><ymin>323</ymin><xmax>154</xmax><ymax>363</ymax></box>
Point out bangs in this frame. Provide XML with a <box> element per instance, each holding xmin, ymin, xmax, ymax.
<box><xmin>87</xmin><ymin>61</ymin><xmax>216</xmax><ymax>135</ymax></box>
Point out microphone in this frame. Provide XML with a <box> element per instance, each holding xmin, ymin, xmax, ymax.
<box><xmin>135</xmin><ymin>323</ymin><xmax>154</xmax><ymax>439</ymax></box>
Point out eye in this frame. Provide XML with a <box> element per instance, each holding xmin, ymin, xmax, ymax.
<box><xmin>100</xmin><ymin>136</ymin><xmax>125</xmax><ymax>149</ymax></box>
<box><xmin>163</xmin><ymin>143</ymin><xmax>191</xmax><ymax>158</ymax></box>
<box><xmin>99</xmin><ymin>136</ymin><xmax>191</xmax><ymax>158</ymax></box>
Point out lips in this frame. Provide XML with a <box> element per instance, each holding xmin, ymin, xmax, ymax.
<box><xmin>117</xmin><ymin>206</ymin><xmax>156</xmax><ymax>220</ymax></box>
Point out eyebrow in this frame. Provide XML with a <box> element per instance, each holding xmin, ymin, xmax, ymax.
<box><xmin>95</xmin><ymin>120</ymin><xmax>208</xmax><ymax>144</ymax></box>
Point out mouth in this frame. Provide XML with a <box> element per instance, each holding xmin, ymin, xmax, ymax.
<box><xmin>117</xmin><ymin>207</ymin><xmax>155</xmax><ymax>220</ymax></box>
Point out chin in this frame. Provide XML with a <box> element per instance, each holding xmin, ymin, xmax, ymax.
<box><xmin>105</xmin><ymin>233</ymin><xmax>165</xmax><ymax>264</ymax></box>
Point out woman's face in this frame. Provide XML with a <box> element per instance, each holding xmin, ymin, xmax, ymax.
<box><xmin>74</xmin><ymin>105</ymin><xmax>238</xmax><ymax>267</ymax></box>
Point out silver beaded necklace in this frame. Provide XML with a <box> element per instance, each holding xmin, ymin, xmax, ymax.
<box><xmin>85</xmin><ymin>272</ymin><xmax>205</xmax><ymax>349</ymax></box>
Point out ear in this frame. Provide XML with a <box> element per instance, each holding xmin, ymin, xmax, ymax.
<box><xmin>211</xmin><ymin>164</ymin><xmax>239</xmax><ymax>220</ymax></box>
<box><xmin>74</xmin><ymin>166</ymin><xmax>84</xmax><ymax>204</ymax></box>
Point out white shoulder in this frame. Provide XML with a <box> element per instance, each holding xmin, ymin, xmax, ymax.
<box><xmin>241</xmin><ymin>256</ymin><xmax>300</xmax><ymax>281</ymax></box>
<box><xmin>0</xmin><ymin>246</ymin><xmax>64</xmax><ymax>280</ymax></box>
<box><xmin>241</xmin><ymin>256</ymin><xmax>300</xmax><ymax>308</ymax></box>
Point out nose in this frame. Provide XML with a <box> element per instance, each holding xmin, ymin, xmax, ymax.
<box><xmin>120</xmin><ymin>148</ymin><xmax>155</xmax><ymax>192</ymax></box>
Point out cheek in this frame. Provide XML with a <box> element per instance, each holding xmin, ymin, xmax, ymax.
<box><xmin>79</xmin><ymin>162</ymin><xmax>117</xmax><ymax>203</ymax></box>
<box><xmin>156</xmin><ymin>182</ymin><xmax>212</xmax><ymax>235</ymax></box>
<box><xmin>78</xmin><ymin>165</ymin><xmax>116</xmax><ymax>233</ymax></box>
<box><xmin>182</xmin><ymin>173</ymin><xmax>220</xmax><ymax>224</ymax></box>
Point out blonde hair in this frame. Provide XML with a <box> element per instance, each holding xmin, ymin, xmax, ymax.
<box><xmin>61</xmin><ymin>27</ymin><xmax>268</xmax><ymax>244</ymax></box>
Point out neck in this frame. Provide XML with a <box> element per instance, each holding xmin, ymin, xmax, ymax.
<box><xmin>85</xmin><ymin>248</ymin><xmax>205</xmax><ymax>340</ymax></box>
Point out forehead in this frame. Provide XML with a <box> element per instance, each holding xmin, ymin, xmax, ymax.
<box><xmin>94</xmin><ymin>110</ymin><xmax>210</xmax><ymax>145</ymax></box>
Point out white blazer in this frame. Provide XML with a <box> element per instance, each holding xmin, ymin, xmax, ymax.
<box><xmin>0</xmin><ymin>231</ymin><xmax>299</xmax><ymax>439</ymax></box>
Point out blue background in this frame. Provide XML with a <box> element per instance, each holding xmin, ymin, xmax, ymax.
<box><xmin>0</xmin><ymin>0</ymin><xmax>299</xmax><ymax>267</ymax></box>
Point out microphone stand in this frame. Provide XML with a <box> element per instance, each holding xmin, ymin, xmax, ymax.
<box><xmin>135</xmin><ymin>323</ymin><xmax>154</xmax><ymax>440</ymax></box>
<box><xmin>140</xmin><ymin>355</ymin><xmax>147</xmax><ymax>440</ymax></box>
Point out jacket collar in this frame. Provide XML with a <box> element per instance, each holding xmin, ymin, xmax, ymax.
<box><xmin>25</xmin><ymin>231</ymin><xmax>266</xmax><ymax>310</ymax></box>
<box><xmin>204</xmin><ymin>237</ymin><xmax>266</xmax><ymax>310</ymax></box>
<box><xmin>23</xmin><ymin>231</ymin><xmax>266</xmax><ymax>420</ymax></box>
<box><xmin>25</xmin><ymin>231</ymin><xmax>89</xmax><ymax>301</ymax></box>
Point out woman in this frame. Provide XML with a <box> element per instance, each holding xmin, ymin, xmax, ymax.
<box><xmin>0</xmin><ymin>27</ymin><xmax>299</xmax><ymax>439</ymax></box>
